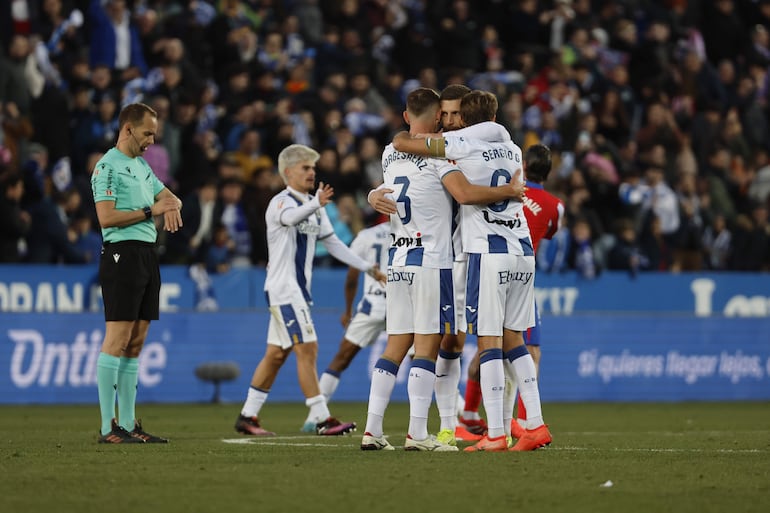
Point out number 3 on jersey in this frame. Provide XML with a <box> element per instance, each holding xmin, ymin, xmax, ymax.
<box><xmin>394</xmin><ymin>176</ymin><xmax>411</xmax><ymax>223</ymax></box>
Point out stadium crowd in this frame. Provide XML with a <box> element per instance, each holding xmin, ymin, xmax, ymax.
<box><xmin>1</xmin><ymin>0</ymin><xmax>769</xmax><ymax>273</ymax></box>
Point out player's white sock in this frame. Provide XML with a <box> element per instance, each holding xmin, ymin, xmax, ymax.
<box><xmin>364</xmin><ymin>358</ymin><xmax>399</xmax><ymax>438</ymax></box>
<box><xmin>505</xmin><ymin>346</ymin><xmax>544</xmax><ymax>429</ymax></box>
<box><xmin>503</xmin><ymin>377</ymin><xmax>517</xmax><ymax>437</ymax></box>
<box><xmin>407</xmin><ymin>359</ymin><xmax>436</xmax><ymax>441</ymax></box>
<box><xmin>318</xmin><ymin>370</ymin><xmax>340</xmax><ymax>403</ymax></box>
<box><xmin>480</xmin><ymin>349</ymin><xmax>505</xmax><ymax>439</ymax></box>
<box><xmin>435</xmin><ymin>350</ymin><xmax>462</xmax><ymax>431</ymax></box>
<box><xmin>305</xmin><ymin>394</ymin><xmax>331</xmax><ymax>425</ymax></box>
<box><xmin>241</xmin><ymin>386</ymin><xmax>268</xmax><ymax>417</ymax></box>
<box><xmin>455</xmin><ymin>390</ymin><xmax>465</xmax><ymax>416</ymax></box>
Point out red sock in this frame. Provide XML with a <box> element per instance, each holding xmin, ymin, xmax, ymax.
<box><xmin>464</xmin><ymin>379</ymin><xmax>482</xmax><ymax>413</ymax></box>
<box><xmin>516</xmin><ymin>394</ymin><xmax>527</xmax><ymax>421</ymax></box>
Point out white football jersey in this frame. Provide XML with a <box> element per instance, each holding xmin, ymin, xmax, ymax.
<box><xmin>263</xmin><ymin>187</ymin><xmax>334</xmax><ymax>304</ymax></box>
<box><xmin>381</xmin><ymin>143</ymin><xmax>454</xmax><ymax>269</ymax></box>
<box><xmin>349</xmin><ymin>221</ymin><xmax>390</xmax><ymax>313</ymax></box>
<box><xmin>440</xmin><ymin>132</ymin><xmax>532</xmax><ymax>255</ymax></box>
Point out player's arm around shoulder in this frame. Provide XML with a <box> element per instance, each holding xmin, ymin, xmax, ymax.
<box><xmin>442</xmin><ymin>168</ymin><xmax>525</xmax><ymax>205</ymax></box>
<box><xmin>392</xmin><ymin>131</ymin><xmax>441</xmax><ymax>157</ymax></box>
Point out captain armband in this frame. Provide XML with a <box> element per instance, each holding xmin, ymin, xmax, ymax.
<box><xmin>426</xmin><ymin>137</ymin><xmax>446</xmax><ymax>158</ymax></box>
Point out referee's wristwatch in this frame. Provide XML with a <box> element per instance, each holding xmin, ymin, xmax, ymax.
<box><xmin>143</xmin><ymin>206</ymin><xmax>153</xmax><ymax>219</ymax></box>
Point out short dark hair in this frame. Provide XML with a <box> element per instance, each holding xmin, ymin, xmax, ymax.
<box><xmin>118</xmin><ymin>102</ymin><xmax>157</xmax><ymax>130</ymax></box>
<box><xmin>460</xmin><ymin>90</ymin><xmax>497</xmax><ymax>126</ymax></box>
<box><xmin>406</xmin><ymin>87</ymin><xmax>440</xmax><ymax>117</ymax></box>
<box><xmin>524</xmin><ymin>144</ymin><xmax>552</xmax><ymax>183</ymax></box>
<box><xmin>440</xmin><ymin>84</ymin><xmax>470</xmax><ymax>101</ymax></box>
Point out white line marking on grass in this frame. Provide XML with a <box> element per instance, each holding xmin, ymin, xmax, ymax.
<box><xmin>222</xmin><ymin>438</ymin><xmax>352</xmax><ymax>447</ymax></box>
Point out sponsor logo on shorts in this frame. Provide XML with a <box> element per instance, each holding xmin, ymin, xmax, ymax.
<box><xmin>498</xmin><ymin>271</ymin><xmax>533</xmax><ymax>285</ymax></box>
<box><xmin>387</xmin><ymin>269</ymin><xmax>415</xmax><ymax>284</ymax></box>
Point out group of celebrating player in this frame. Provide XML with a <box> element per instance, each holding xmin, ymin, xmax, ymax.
<box><xmin>234</xmin><ymin>84</ymin><xmax>564</xmax><ymax>452</ymax></box>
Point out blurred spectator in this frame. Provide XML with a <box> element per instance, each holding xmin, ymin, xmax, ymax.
<box><xmin>165</xmin><ymin>177</ymin><xmax>220</xmax><ymax>265</ymax></box>
<box><xmin>635</xmin><ymin>102</ymin><xmax>684</xmax><ymax>180</ymax></box>
<box><xmin>26</xmin><ymin>186</ymin><xmax>86</xmax><ymax>263</ymax></box>
<box><xmin>567</xmin><ymin>216</ymin><xmax>599</xmax><ymax>279</ymax></box>
<box><xmin>218</xmin><ymin>177</ymin><xmax>252</xmax><ymax>267</ymax></box>
<box><xmin>358</xmin><ymin>135</ymin><xmax>383</xmax><ymax>188</ymax></box>
<box><xmin>607</xmin><ymin>217</ymin><xmax>649</xmax><ymax>276</ymax></box>
<box><xmin>82</xmin><ymin>90</ymin><xmax>119</xmax><ymax>158</ymax></box>
<box><xmin>70</xmin><ymin>212</ymin><xmax>102</xmax><ymax>264</ymax></box>
<box><xmin>242</xmin><ymin>166</ymin><xmax>280</xmax><ymax>266</ymax></box>
<box><xmin>229</xmin><ymin>129</ymin><xmax>273</xmax><ymax>183</ymax></box>
<box><xmin>701</xmin><ymin>0</ymin><xmax>749</xmax><ymax>67</ymax></box>
<box><xmin>595</xmin><ymin>88</ymin><xmax>630</xmax><ymax>147</ymax></box>
<box><xmin>0</xmin><ymin>34</ymin><xmax>41</xmax><ymax>170</ymax></box>
<box><xmin>88</xmin><ymin>0</ymin><xmax>148</xmax><ymax>81</ymax></box>
<box><xmin>702</xmin><ymin>213</ymin><xmax>732</xmax><ymax>270</ymax></box>
<box><xmin>205</xmin><ymin>222</ymin><xmax>234</xmax><ymax>274</ymax></box>
<box><xmin>619</xmin><ymin>166</ymin><xmax>681</xmax><ymax>248</ymax></box>
<box><xmin>206</xmin><ymin>0</ymin><xmax>258</xmax><ymax>83</ymax></box>
<box><xmin>0</xmin><ymin>172</ymin><xmax>31</xmax><ymax>262</ymax></box>
<box><xmin>728</xmin><ymin>202</ymin><xmax>770</xmax><ymax>271</ymax></box>
<box><xmin>638</xmin><ymin>213</ymin><xmax>673</xmax><ymax>271</ymax></box>
<box><xmin>435</xmin><ymin>0</ymin><xmax>480</xmax><ymax>75</ymax></box>
<box><xmin>749</xmin><ymin>149</ymin><xmax>770</xmax><ymax>204</ymax></box>
<box><xmin>314</xmin><ymin>200</ymin><xmax>354</xmax><ymax>267</ymax></box>
<box><xmin>536</xmin><ymin>223</ymin><xmax>571</xmax><ymax>273</ymax></box>
<box><xmin>674</xmin><ymin>173</ymin><xmax>705</xmax><ymax>271</ymax></box>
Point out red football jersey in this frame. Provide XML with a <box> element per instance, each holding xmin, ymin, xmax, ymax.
<box><xmin>522</xmin><ymin>181</ymin><xmax>564</xmax><ymax>252</ymax></box>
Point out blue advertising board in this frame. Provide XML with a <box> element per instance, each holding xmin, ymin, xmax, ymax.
<box><xmin>1</xmin><ymin>310</ymin><xmax>768</xmax><ymax>404</ymax></box>
<box><xmin>2</xmin><ymin>265</ymin><xmax>769</xmax><ymax>404</ymax></box>
<box><xmin>2</xmin><ymin>265</ymin><xmax>770</xmax><ymax>316</ymax></box>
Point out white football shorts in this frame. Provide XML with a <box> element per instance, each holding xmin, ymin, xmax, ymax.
<box><xmin>464</xmin><ymin>253</ymin><xmax>535</xmax><ymax>336</ymax></box>
<box><xmin>266</xmin><ymin>295</ymin><xmax>318</xmax><ymax>349</ymax></box>
<box><xmin>386</xmin><ymin>265</ymin><xmax>455</xmax><ymax>335</ymax></box>
<box><xmin>344</xmin><ymin>304</ymin><xmax>386</xmax><ymax>348</ymax></box>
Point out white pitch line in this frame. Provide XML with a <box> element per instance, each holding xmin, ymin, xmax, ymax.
<box><xmin>222</xmin><ymin>438</ymin><xmax>352</xmax><ymax>447</ymax></box>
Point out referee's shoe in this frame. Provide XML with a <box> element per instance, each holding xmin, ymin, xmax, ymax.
<box><xmin>98</xmin><ymin>419</ymin><xmax>145</xmax><ymax>444</ymax></box>
<box><xmin>130</xmin><ymin>420</ymin><xmax>169</xmax><ymax>443</ymax></box>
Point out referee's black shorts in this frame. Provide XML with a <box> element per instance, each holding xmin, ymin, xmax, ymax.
<box><xmin>99</xmin><ymin>241</ymin><xmax>161</xmax><ymax>321</ymax></box>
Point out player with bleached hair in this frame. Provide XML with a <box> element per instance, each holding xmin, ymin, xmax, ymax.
<box><xmin>234</xmin><ymin>144</ymin><xmax>386</xmax><ymax>437</ymax></box>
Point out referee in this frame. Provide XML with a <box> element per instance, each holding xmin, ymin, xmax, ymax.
<box><xmin>91</xmin><ymin>102</ymin><xmax>183</xmax><ymax>443</ymax></box>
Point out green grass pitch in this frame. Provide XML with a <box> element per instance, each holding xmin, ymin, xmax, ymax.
<box><xmin>1</xmin><ymin>401</ymin><xmax>768</xmax><ymax>513</ymax></box>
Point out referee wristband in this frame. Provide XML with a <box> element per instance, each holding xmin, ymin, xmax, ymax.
<box><xmin>143</xmin><ymin>206</ymin><xmax>152</xmax><ymax>219</ymax></box>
